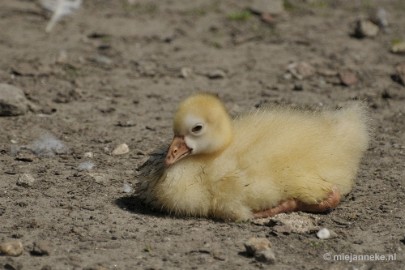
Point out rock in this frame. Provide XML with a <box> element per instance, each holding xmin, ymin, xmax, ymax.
<box><xmin>15</xmin><ymin>151</ymin><xmax>36</xmax><ymax>162</ymax></box>
<box><xmin>83</xmin><ymin>152</ymin><xmax>94</xmax><ymax>158</ymax></box>
<box><xmin>123</xmin><ymin>181</ymin><xmax>133</xmax><ymax>193</ymax></box>
<box><xmin>354</xmin><ymin>19</ymin><xmax>379</xmax><ymax>38</ymax></box>
<box><xmin>17</xmin><ymin>173</ymin><xmax>36</xmax><ymax>187</ymax></box>
<box><xmin>249</xmin><ymin>0</ymin><xmax>284</xmax><ymax>15</ymax></box>
<box><xmin>395</xmin><ymin>62</ymin><xmax>405</xmax><ymax>86</ymax></box>
<box><xmin>244</xmin><ymin>237</ymin><xmax>271</xmax><ymax>256</ymax></box>
<box><xmin>339</xmin><ymin>70</ymin><xmax>358</xmax><ymax>86</ymax></box>
<box><xmin>112</xmin><ymin>143</ymin><xmax>129</xmax><ymax>156</ymax></box>
<box><xmin>180</xmin><ymin>67</ymin><xmax>192</xmax><ymax>78</ymax></box>
<box><xmin>207</xmin><ymin>69</ymin><xmax>226</xmax><ymax>79</ymax></box>
<box><xmin>255</xmin><ymin>248</ymin><xmax>276</xmax><ymax>264</ymax></box>
<box><xmin>31</xmin><ymin>241</ymin><xmax>51</xmax><ymax>256</ymax></box>
<box><xmin>316</xmin><ymin>228</ymin><xmax>337</xmax><ymax>239</ymax></box>
<box><xmin>0</xmin><ymin>84</ymin><xmax>29</xmax><ymax>116</ymax></box>
<box><xmin>287</xmin><ymin>62</ymin><xmax>315</xmax><ymax>80</ymax></box>
<box><xmin>88</xmin><ymin>173</ymin><xmax>109</xmax><ymax>185</ymax></box>
<box><xmin>391</xmin><ymin>41</ymin><xmax>405</xmax><ymax>54</ymax></box>
<box><xmin>244</xmin><ymin>237</ymin><xmax>275</xmax><ymax>264</ymax></box>
<box><xmin>0</xmin><ymin>240</ymin><xmax>24</xmax><ymax>256</ymax></box>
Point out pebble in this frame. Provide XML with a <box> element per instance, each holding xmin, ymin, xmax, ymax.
<box><xmin>391</xmin><ymin>41</ymin><xmax>405</xmax><ymax>54</ymax></box>
<box><xmin>83</xmin><ymin>152</ymin><xmax>94</xmax><ymax>158</ymax></box>
<box><xmin>255</xmin><ymin>248</ymin><xmax>276</xmax><ymax>264</ymax></box>
<box><xmin>354</xmin><ymin>19</ymin><xmax>379</xmax><ymax>38</ymax></box>
<box><xmin>88</xmin><ymin>173</ymin><xmax>109</xmax><ymax>185</ymax></box>
<box><xmin>0</xmin><ymin>84</ymin><xmax>29</xmax><ymax>116</ymax></box>
<box><xmin>287</xmin><ymin>62</ymin><xmax>315</xmax><ymax>80</ymax></box>
<box><xmin>316</xmin><ymin>228</ymin><xmax>337</xmax><ymax>239</ymax></box>
<box><xmin>180</xmin><ymin>67</ymin><xmax>193</xmax><ymax>78</ymax></box>
<box><xmin>0</xmin><ymin>240</ymin><xmax>24</xmax><ymax>256</ymax></box>
<box><xmin>244</xmin><ymin>237</ymin><xmax>275</xmax><ymax>264</ymax></box>
<box><xmin>207</xmin><ymin>69</ymin><xmax>226</xmax><ymax>79</ymax></box>
<box><xmin>15</xmin><ymin>151</ymin><xmax>36</xmax><ymax>162</ymax></box>
<box><xmin>339</xmin><ymin>70</ymin><xmax>358</xmax><ymax>86</ymax></box>
<box><xmin>31</xmin><ymin>240</ymin><xmax>51</xmax><ymax>256</ymax></box>
<box><xmin>123</xmin><ymin>181</ymin><xmax>133</xmax><ymax>193</ymax></box>
<box><xmin>112</xmin><ymin>143</ymin><xmax>129</xmax><ymax>156</ymax></box>
<box><xmin>244</xmin><ymin>237</ymin><xmax>271</xmax><ymax>255</ymax></box>
<box><xmin>17</xmin><ymin>173</ymin><xmax>36</xmax><ymax>187</ymax></box>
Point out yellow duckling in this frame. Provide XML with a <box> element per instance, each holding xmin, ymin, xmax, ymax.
<box><xmin>136</xmin><ymin>93</ymin><xmax>369</xmax><ymax>221</ymax></box>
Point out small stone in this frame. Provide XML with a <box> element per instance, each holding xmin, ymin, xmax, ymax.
<box><xmin>391</xmin><ymin>41</ymin><xmax>405</xmax><ymax>54</ymax></box>
<box><xmin>180</xmin><ymin>67</ymin><xmax>192</xmax><ymax>78</ymax></box>
<box><xmin>83</xmin><ymin>152</ymin><xmax>94</xmax><ymax>158</ymax></box>
<box><xmin>15</xmin><ymin>151</ymin><xmax>36</xmax><ymax>162</ymax></box>
<box><xmin>0</xmin><ymin>240</ymin><xmax>24</xmax><ymax>256</ymax></box>
<box><xmin>255</xmin><ymin>248</ymin><xmax>276</xmax><ymax>264</ymax></box>
<box><xmin>112</xmin><ymin>143</ymin><xmax>129</xmax><ymax>156</ymax></box>
<box><xmin>123</xmin><ymin>181</ymin><xmax>133</xmax><ymax>193</ymax></box>
<box><xmin>394</xmin><ymin>62</ymin><xmax>405</xmax><ymax>86</ymax></box>
<box><xmin>316</xmin><ymin>228</ymin><xmax>337</xmax><ymax>239</ymax></box>
<box><xmin>17</xmin><ymin>173</ymin><xmax>36</xmax><ymax>187</ymax></box>
<box><xmin>31</xmin><ymin>241</ymin><xmax>51</xmax><ymax>256</ymax></box>
<box><xmin>244</xmin><ymin>237</ymin><xmax>271</xmax><ymax>256</ymax></box>
<box><xmin>339</xmin><ymin>70</ymin><xmax>358</xmax><ymax>86</ymax></box>
<box><xmin>0</xmin><ymin>84</ymin><xmax>29</xmax><ymax>116</ymax></box>
<box><xmin>88</xmin><ymin>173</ymin><xmax>109</xmax><ymax>185</ymax></box>
<box><xmin>207</xmin><ymin>69</ymin><xmax>226</xmax><ymax>79</ymax></box>
<box><xmin>244</xmin><ymin>237</ymin><xmax>275</xmax><ymax>264</ymax></box>
<box><xmin>354</xmin><ymin>19</ymin><xmax>379</xmax><ymax>38</ymax></box>
<box><xmin>287</xmin><ymin>62</ymin><xmax>315</xmax><ymax>80</ymax></box>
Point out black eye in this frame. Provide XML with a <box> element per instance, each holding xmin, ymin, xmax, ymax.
<box><xmin>191</xmin><ymin>124</ymin><xmax>203</xmax><ymax>133</ymax></box>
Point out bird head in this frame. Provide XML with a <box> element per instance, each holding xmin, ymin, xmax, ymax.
<box><xmin>165</xmin><ymin>93</ymin><xmax>233</xmax><ymax>167</ymax></box>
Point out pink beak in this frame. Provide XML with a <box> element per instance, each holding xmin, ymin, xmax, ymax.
<box><xmin>164</xmin><ymin>136</ymin><xmax>192</xmax><ymax>167</ymax></box>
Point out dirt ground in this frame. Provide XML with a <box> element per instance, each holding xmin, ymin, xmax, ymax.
<box><xmin>1</xmin><ymin>0</ymin><xmax>404</xmax><ymax>269</ymax></box>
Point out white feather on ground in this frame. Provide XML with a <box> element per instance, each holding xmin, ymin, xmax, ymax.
<box><xmin>40</xmin><ymin>0</ymin><xmax>82</xmax><ymax>32</ymax></box>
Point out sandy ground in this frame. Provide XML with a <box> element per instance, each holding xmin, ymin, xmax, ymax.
<box><xmin>0</xmin><ymin>0</ymin><xmax>404</xmax><ymax>269</ymax></box>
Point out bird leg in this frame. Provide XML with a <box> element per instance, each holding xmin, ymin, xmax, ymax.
<box><xmin>253</xmin><ymin>187</ymin><xmax>341</xmax><ymax>218</ymax></box>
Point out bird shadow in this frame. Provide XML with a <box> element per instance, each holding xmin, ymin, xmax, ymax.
<box><xmin>114</xmin><ymin>195</ymin><xmax>167</xmax><ymax>218</ymax></box>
